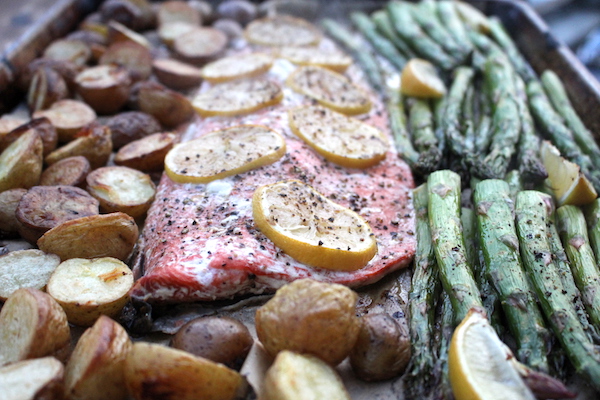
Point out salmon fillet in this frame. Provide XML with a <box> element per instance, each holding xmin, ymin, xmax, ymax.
<box><xmin>130</xmin><ymin>50</ymin><xmax>416</xmax><ymax>303</ymax></box>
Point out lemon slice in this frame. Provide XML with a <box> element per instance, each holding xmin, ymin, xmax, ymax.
<box><xmin>454</xmin><ymin>1</ymin><xmax>491</xmax><ymax>33</ymax></box>
<box><xmin>540</xmin><ymin>140</ymin><xmax>597</xmax><ymax>206</ymax></box>
<box><xmin>277</xmin><ymin>47</ymin><xmax>352</xmax><ymax>73</ymax></box>
<box><xmin>252</xmin><ymin>179</ymin><xmax>377</xmax><ymax>271</ymax></box>
<box><xmin>288</xmin><ymin>105</ymin><xmax>388</xmax><ymax>168</ymax></box>
<box><xmin>244</xmin><ymin>15</ymin><xmax>321</xmax><ymax>47</ymax></box>
<box><xmin>192</xmin><ymin>78</ymin><xmax>283</xmax><ymax>117</ymax></box>
<box><xmin>201</xmin><ymin>53</ymin><xmax>274</xmax><ymax>84</ymax></box>
<box><xmin>449</xmin><ymin>309</ymin><xmax>536</xmax><ymax>400</ymax></box>
<box><xmin>286</xmin><ymin>66</ymin><xmax>372</xmax><ymax>115</ymax></box>
<box><xmin>164</xmin><ymin>125</ymin><xmax>286</xmax><ymax>184</ymax></box>
<box><xmin>400</xmin><ymin>59</ymin><xmax>446</xmax><ymax>98</ymax></box>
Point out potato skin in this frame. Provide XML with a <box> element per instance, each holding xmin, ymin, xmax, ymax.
<box><xmin>0</xmin><ymin>130</ymin><xmax>43</xmax><ymax>193</ymax></box>
<box><xmin>171</xmin><ymin>316</ymin><xmax>253</xmax><ymax>370</ymax></box>
<box><xmin>39</xmin><ymin>155</ymin><xmax>91</xmax><ymax>187</ymax></box>
<box><xmin>255</xmin><ymin>278</ymin><xmax>360</xmax><ymax>365</ymax></box>
<box><xmin>104</xmin><ymin>111</ymin><xmax>161</xmax><ymax>149</ymax></box>
<box><xmin>0</xmin><ymin>188</ymin><xmax>27</xmax><ymax>234</ymax></box>
<box><xmin>349</xmin><ymin>313</ymin><xmax>411</xmax><ymax>381</ymax></box>
<box><xmin>114</xmin><ymin>132</ymin><xmax>176</xmax><ymax>171</ymax></box>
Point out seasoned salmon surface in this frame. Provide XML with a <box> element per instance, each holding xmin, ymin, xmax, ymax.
<box><xmin>131</xmin><ymin>48</ymin><xmax>416</xmax><ymax>303</ymax></box>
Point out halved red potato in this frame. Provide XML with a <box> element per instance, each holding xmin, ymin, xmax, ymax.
<box><xmin>153</xmin><ymin>58</ymin><xmax>203</xmax><ymax>89</ymax></box>
<box><xmin>0</xmin><ymin>357</ymin><xmax>64</xmax><ymax>400</ymax></box>
<box><xmin>158</xmin><ymin>22</ymin><xmax>197</xmax><ymax>47</ymax></box>
<box><xmin>27</xmin><ymin>67</ymin><xmax>69</xmax><ymax>112</ymax></box>
<box><xmin>0</xmin><ymin>249</ymin><xmax>60</xmax><ymax>301</ymax></box>
<box><xmin>107</xmin><ymin>20</ymin><xmax>151</xmax><ymax>48</ymax></box>
<box><xmin>136</xmin><ymin>81</ymin><xmax>195</xmax><ymax>127</ymax></box>
<box><xmin>43</xmin><ymin>39</ymin><xmax>92</xmax><ymax>66</ymax></box>
<box><xmin>99</xmin><ymin>41</ymin><xmax>153</xmax><ymax>82</ymax></box>
<box><xmin>173</xmin><ymin>26</ymin><xmax>228</xmax><ymax>65</ymax></box>
<box><xmin>104</xmin><ymin>111</ymin><xmax>162</xmax><ymax>149</ymax></box>
<box><xmin>157</xmin><ymin>1</ymin><xmax>202</xmax><ymax>27</ymax></box>
<box><xmin>4</xmin><ymin>117</ymin><xmax>58</xmax><ymax>157</ymax></box>
<box><xmin>0</xmin><ymin>188</ymin><xmax>27</xmax><ymax>234</ymax></box>
<box><xmin>0</xmin><ymin>130</ymin><xmax>43</xmax><ymax>193</ymax></box>
<box><xmin>0</xmin><ymin>115</ymin><xmax>27</xmax><ymax>137</ymax></box>
<box><xmin>33</xmin><ymin>99</ymin><xmax>97</xmax><ymax>143</ymax></box>
<box><xmin>45</xmin><ymin>122</ymin><xmax>112</xmax><ymax>169</ymax></box>
<box><xmin>75</xmin><ymin>65</ymin><xmax>131</xmax><ymax>114</ymax></box>
<box><xmin>114</xmin><ymin>132</ymin><xmax>177</xmax><ymax>171</ymax></box>
<box><xmin>39</xmin><ymin>155</ymin><xmax>91</xmax><ymax>187</ymax></box>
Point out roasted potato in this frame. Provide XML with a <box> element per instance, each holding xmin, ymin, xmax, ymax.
<box><xmin>39</xmin><ymin>155</ymin><xmax>91</xmax><ymax>187</ymax></box>
<box><xmin>158</xmin><ymin>1</ymin><xmax>202</xmax><ymax>27</ymax></box>
<box><xmin>100</xmin><ymin>0</ymin><xmax>153</xmax><ymax>31</ymax></box>
<box><xmin>4</xmin><ymin>117</ymin><xmax>58</xmax><ymax>157</ymax></box>
<box><xmin>171</xmin><ymin>316</ymin><xmax>253</xmax><ymax>370</ymax></box>
<box><xmin>75</xmin><ymin>65</ymin><xmax>131</xmax><ymax>114</ymax></box>
<box><xmin>153</xmin><ymin>58</ymin><xmax>203</xmax><ymax>90</ymax></box>
<box><xmin>37</xmin><ymin>212</ymin><xmax>139</xmax><ymax>261</ymax></box>
<box><xmin>99</xmin><ymin>41</ymin><xmax>153</xmax><ymax>82</ymax></box>
<box><xmin>107</xmin><ymin>20</ymin><xmax>151</xmax><ymax>49</ymax></box>
<box><xmin>86</xmin><ymin>166</ymin><xmax>156</xmax><ymax>218</ymax></box>
<box><xmin>349</xmin><ymin>313</ymin><xmax>411</xmax><ymax>381</ymax></box>
<box><xmin>0</xmin><ymin>288</ymin><xmax>71</xmax><ymax>367</ymax></box>
<box><xmin>158</xmin><ymin>22</ymin><xmax>197</xmax><ymax>47</ymax></box>
<box><xmin>33</xmin><ymin>99</ymin><xmax>97</xmax><ymax>143</ymax></box>
<box><xmin>65</xmin><ymin>315</ymin><xmax>132</xmax><ymax>400</ymax></box>
<box><xmin>173</xmin><ymin>27</ymin><xmax>228</xmax><ymax>65</ymax></box>
<box><xmin>211</xmin><ymin>18</ymin><xmax>244</xmax><ymax>40</ymax></box>
<box><xmin>255</xmin><ymin>278</ymin><xmax>360</xmax><ymax>365</ymax></box>
<box><xmin>262</xmin><ymin>351</ymin><xmax>350</xmax><ymax>400</ymax></box>
<box><xmin>0</xmin><ymin>357</ymin><xmax>65</xmax><ymax>400</ymax></box>
<box><xmin>16</xmin><ymin>185</ymin><xmax>100</xmax><ymax>243</ymax></box>
<box><xmin>47</xmin><ymin>257</ymin><xmax>134</xmax><ymax>326</ymax></box>
<box><xmin>0</xmin><ymin>115</ymin><xmax>27</xmax><ymax>136</ymax></box>
<box><xmin>0</xmin><ymin>130</ymin><xmax>43</xmax><ymax>193</ymax></box>
<box><xmin>216</xmin><ymin>0</ymin><xmax>257</xmax><ymax>26</ymax></box>
<box><xmin>0</xmin><ymin>188</ymin><xmax>26</xmax><ymax>234</ymax></box>
<box><xmin>104</xmin><ymin>111</ymin><xmax>162</xmax><ymax>149</ymax></box>
<box><xmin>18</xmin><ymin>58</ymin><xmax>82</xmax><ymax>93</ymax></box>
<box><xmin>114</xmin><ymin>132</ymin><xmax>176</xmax><ymax>171</ymax></box>
<box><xmin>43</xmin><ymin>39</ymin><xmax>92</xmax><ymax>66</ymax></box>
<box><xmin>136</xmin><ymin>81</ymin><xmax>195</xmax><ymax>127</ymax></box>
<box><xmin>0</xmin><ymin>249</ymin><xmax>61</xmax><ymax>300</ymax></box>
<box><xmin>27</xmin><ymin>66</ymin><xmax>69</xmax><ymax>112</ymax></box>
<box><xmin>125</xmin><ymin>342</ymin><xmax>247</xmax><ymax>400</ymax></box>
<box><xmin>45</xmin><ymin>122</ymin><xmax>112</xmax><ymax>169</ymax></box>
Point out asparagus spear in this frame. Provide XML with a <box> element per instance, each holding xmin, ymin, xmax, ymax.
<box><xmin>527</xmin><ymin>80</ymin><xmax>600</xmax><ymax>192</ymax></box>
<box><xmin>321</xmin><ymin>18</ymin><xmax>385</xmax><ymax>93</ymax></box>
<box><xmin>428</xmin><ymin>170</ymin><xmax>484</xmax><ymax>322</ymax></box>
<box><xmin>514</xmin><ymin>74</ymin><xmax>548</xmax><ymax>184</ymax></box>
<box><xmin>407</xmin><ymin>97</ymin><xmax>442</xmax><ymax>174</ymax></box>
<box><xmin>443</xmin><ymin>66</ymin><xmax>474</xmax><ymax>158</ymax></box>
<box><xmin>387</xmin><ymin>1</ymin><xmax>458</xmax><ymax>71</ymax></box>
<box><xmin>371</xmin><ymin>10</ymin><xmax>418</xmax><ymax>60</ymax></box>
<box><xmin>584</xmin><ymin>199</ymin><xmax>600</xmax><ymax>264</ymax></box>
<box><xmin>556</xmin><ymin>205</ymin><xmax>600</xmax><ymax>328</ymax></box>
<box><xmin>462</xmin><ymin>85</ymin><xmax>476</xmax><ymax>154</ymax></box>
<box><xmin>350</xmin><ymin>11</ymin><xmax>408</xmax><ymax>71</ymax></box>
<box><xmin>386</xmin><ymin>89</ymin><xmax>421</xmax><ymax>170</ymax></box>
<box><xmin>474</xmin><ymin>180</ymin><xmax>550</xmax><ymax>372</ymax></box>
<box><xmin>505</xmin><ymin>169</ymin><xmax>523</xmax><ymax>200</ymax></box>
<box><xmin>405</xmin><ymin>184</ymin><xmax>440</xmax><ymax>399</ymax></box>
<box><xmin>488</xmin><ymin>17</ymin><xmax>537</xmax><ymax>82</ymax></box>
<box><xmin>542</xmin><ymin>69</ymin><xmax>600</xmax><ymax>167</ymax></box>
<box><xmin>432</xmin><ymin>291</ymin><xmax>455</xmax><ymax>400</ymax></box>
<box><xmin>436</xmin><ymin>0</ymin><xmax>474</xmax><ymax>56</ymax></box>
<box><xmin>516</xmin><ymin>191</ymin><xmax>600</xmax><ymax>390</ymax></box>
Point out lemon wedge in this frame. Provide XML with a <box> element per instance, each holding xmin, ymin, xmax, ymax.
<box><xmin>449</xmin><ymin>309</ymin><xmax>536</xmax><ymax>400</ymax></box>
<box><xmin>244</xmin><ymin>15</ymin><xmax>321</xmax><ymax>47</ymax></box>
<box><xmin>252</xmin><ymin>180</ymin><xmax>377</xmax><ymax>271</ymax></box>
<box><xmin>164</xmin><ymin>125</ymin><xmax>286</xmax><ymax>184</ymax></box>
<box><xmin>540</xmin><ymin>140</ymin><xmax>597</xmax><ymax>206</ymax></box>
<box><xmin>400</xmin><ymin>59</ymin><xmax>446</xmax><ymax>99</ymax></box>
<box><xmin>192</xmin><ymin>78</ymin><xmax>283</xmax><ymax>117</ymax></box>
<box><xmin>286</xmin><ymin>66</ymin><xmax>372</xmax><ymax>115</ymax></box>
<box><xmin>200</xmin><ymin>53</ymin><xmax>274</xmax><ymax>84</ymax></box>
<box><xmin>288</xmin><ymin>105</ymin><xmax>388</xmax><ymax>168</ymax></box>
<box><xmin>277</xmin><ymin>47</ymin><xmax>352</xmax><ymax>73</ymax></box>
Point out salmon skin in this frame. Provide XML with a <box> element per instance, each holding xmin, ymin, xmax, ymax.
<box><xmin>130</xmin><ymin>55</ymin><xmax>416</xmax><ymax>303</ymax></box>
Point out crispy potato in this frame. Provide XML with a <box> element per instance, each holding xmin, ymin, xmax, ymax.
<box><xmin>349</xmin><ymin>313</ymin><xmax>411</xmax><ymax>381</ymax></box>
<box><xmin>33</xmin><ymin>99</ymin><xmax>97</xmax><ymax>143</ymax></box>
<box><xmin>125</xmin><ymin>342</ymin><xmax>247</xmax><ymax>400</ymax></box>
<box><xmin>100</xmin><ymin>0</ymin><xmax>149</xmax><ymax>31</ymax></box>
<box><xmin>47</xmin><ymin>257</ymin><xmax>134</xmax><ymax>326</ymax></box>
<box><xmin>212</xmin><ymin>18</ymin><xmax>243</xmax><ymax>40</ymax></box>
<box><xmin>114</xmin><ymin>132</ymin><xmax>176</xmax><ymax>171</ymax></box>
<box><xmin>262</xmin><ymin>351</ymin><xmax>350</xmax><ymax>400</ymax></box>
<box><xmin>27</xmin><ymin>66</ymin><xmax>70</xmax><ymax>112</ymax></box>
<box><xmin>4</xmin><ymin>117</ymin><xmax>58</xmax><ymax>157</ymax></box>
<box><xmin>158</xmin><ymin>22</ymin><xmax>197</xmax><ymax>47</ymax></box>
<box><xmin>18</xmin><ymin>58</ymin><xmax>83</xmax><ymax>94</ymax></box>
<box><xmin>43</xmin><ymin>39</ymin><xmax>92</xmax><ymax>66</ymax></box>
<box><xmin>107</xmin><ymin>20</ymin><xmax>151</xmax><ymax>49</ymax></box>
<box><xmin>0</xmin><ymin>130</ymin><xmax>43</xmax><ymax>193</ymax></box>
<box><xmin>171</xmin><ymin>316</ymin><xmax>253</xmax><ymax>370</ymax></box>
<box><xmin>0</xmin><ymin>288</ymin><xmax>71</xmax><ymax>367</ymax></box>
<box><xmin>67</xmin><ymin>29</ymin><xmax>108</xmax><ymax>47</ymax></box>
<box><xmin>0</xmin><ymin>188</ymin><xmax>27</xmax><ymax>234</ymax></box>
<box><xmin>0</xmin><ymin>249</ymin><xmax>61</xmax><ymax>301</ymax></box>
<box><xmin>37</xmin><ymin>212</ymin><xmax>139</xmax><ymax>261</ymax></box>
<box><xmin>173</xmin><ymin>27</ymin><xmax>228</xmax><ymax>65</ymax></box>
<box><xmin>0</xmin><ymin>357</ymin><xmax>65</xmax><ymax>400</ymax></box>
<box><xmin>137</xmin><ymin>81</ymin><xmax>194</xmax><ymax>127</ymax></box>
<box><xmin>153</xmin><ymin>58</ymin><xmax>203</xmax><ymax>89</ymax></box>
<box><xmin>158</xmin><ymin>1</ymin><xmax>202</xmax><ymax>27</ymax></box>
<box><xmin>86</xmin><ymin>166</ymin><xmax>156</xmax><ymax>218</ymax></box>
<box><xmin>104</xmin><ymin>111</ymin><xmax>162</xmax><ymax>149</ymax></box>
<box><xmin>0</xmin><ymin>115</ymin><xmax>27</xmax><ymax>136</ymax></box>
<box><xmin>255</xmin><ymin>278</ymin><xmax>360</xmax><ymax>365</ymax></box>
<box><xmin>216</xmin><ymin>0</ymin><xmax>257</xmax><ymax>26</ymax></box>
<box><xmin>75</xmin><ymin>65</ymin><xmax>131</xmax><ymax>114</ymax></box>
<box><xmin>65</xmin><ymin>315</ymin><xmax>132</xmax><ymax>400</ymax></box>
<box><xmin>99</xmin><ymin>41</ymin><xmax>153</xmax><ymax>82</ymax></box>
<box><xmin>80</xmin><ymin>12</ymin><xmax>110</xmax><ymax>38</ymax></box>
<box><xmin>16</xmin><ymin>185</ymin><xmax>100</xmax><ymax>243</ymax></box>
<box><xmin>45</xmin><ymin>122</ymin><xmax>112</xmax><ymax>169</ymax></box>
<box><xmin>40</xmin><ymin>155</ymin><xmax>91</xmax><ymax>187</ymax></box>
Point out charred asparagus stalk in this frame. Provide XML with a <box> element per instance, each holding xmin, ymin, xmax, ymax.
<box><xmin>542</xmin><ymin>69</ymin><xmax>600</xmax><ymax>168</ymax></box>
<box><xmin>386</xmin><ymin>89</ymin><xmax>421</xmax><ymax>170</ymax></box>
<box><xmin>556</xmin><ymin>205</ymin><xmax>600</xmax><ymax>329</ymax></box>
<box><xmin>443</xmin><ymin>66</ymin><xmax>474</xmax><ymax>158</ymax></box>
<box><xmin>387</xmin><ymin>1</ymin><xmax>458</xmax><ymax>71</ymax></box>
<box><xmin>407</xmin><ymin>97</ymin><xmax>442</xmax><ymax>174</ymax></box>
<box><xmin>428</xmin><ymin>170</ymin><xmax>484</xmax><ymax>322</ymax></box>
<box><xmin>405</xmin><ymin>184</ymin><xmax>440</xmax><ymax>399</ymax></box>
<box><xmin>584</xmin><ymin>199</ymin><xmax>600</xmax><ymax>265</ymax></box>
<box><xmin>505</xmin><ymin>169</ymin><xmax>523</xmax><ymax>200</ymax></box>
<box><xmin>433</xmin><ymin>291</ymin><xmax>455</xmax><ymax>400</ymax></box>
<box><xmin>488</xmin><ymin>17</ymin><xmax>537</xmax><ymax>82</ymax></box>
<box><xmin>350</xmin><ymin>11</ymin><xmax>408</xmax><ymax>71</ymax></box>
<box><xmin>436</xmin><ymin>0</ymin><xmax>474</xmax><ymax>57</ymax></box>
<box><xmin>474</xmin><ymin>179</ymin><xmax>549</xmax><ymax>372</ymax></box>
<box><xmin>516</xmin><ymin>191</ymin><xmax>600</xmax><ymax>390</ymax></box>
<box><xmin>371</xmin><ymin>10</ymin><xmax>418</xmax><ymax>60</ymax></box>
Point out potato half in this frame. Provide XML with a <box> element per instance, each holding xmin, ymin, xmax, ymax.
<box><xmin>0</xmin><ymin>129</ymin><xmax>43</xmax><ymax>193</ymax></box>
<box><xmin>0</xmin><ymin>249</ymin><xmax>60</xmax><ymax>300</ymax></box>
<box><xmin>0</xmin><ymin>357</ymin><xmax>64</xmax><ymax>400</ymax></box>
